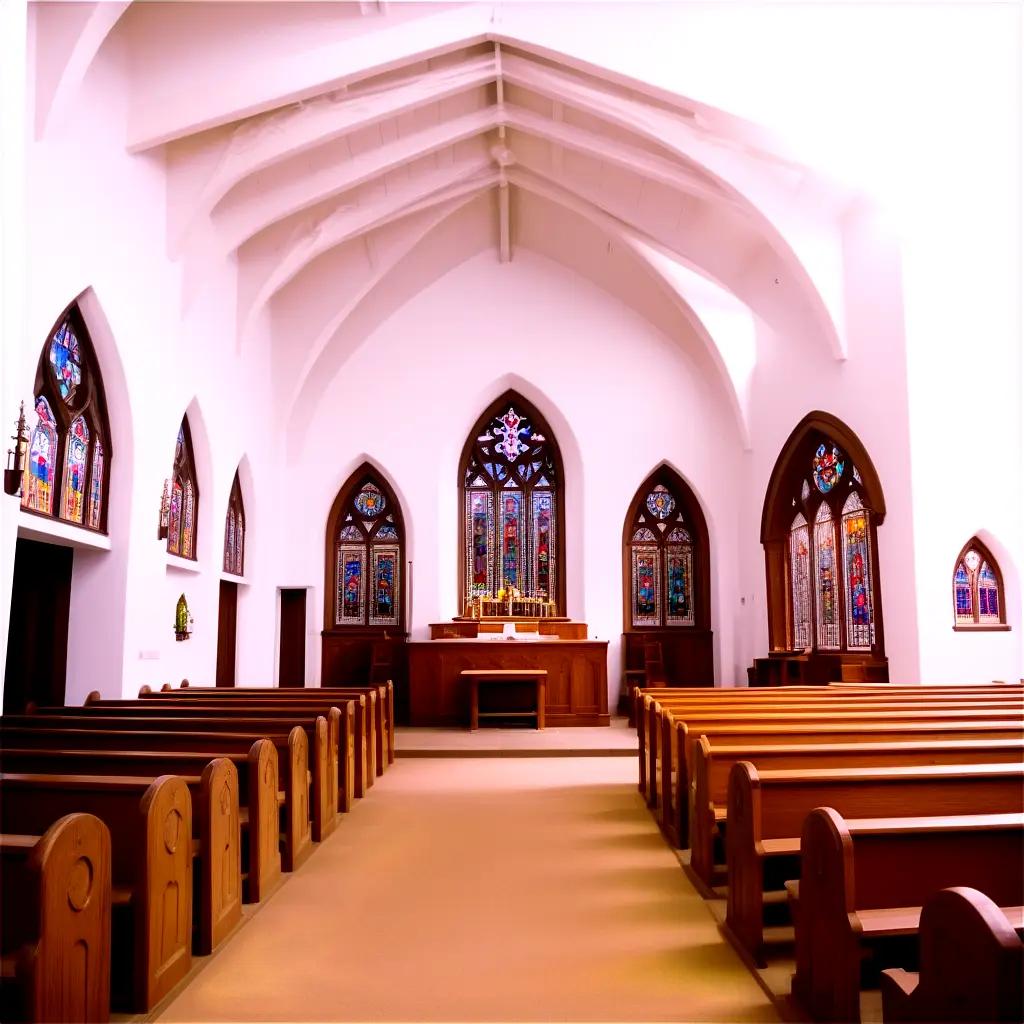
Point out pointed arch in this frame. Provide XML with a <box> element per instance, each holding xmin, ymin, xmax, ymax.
<box><xmin>760</xmin><ymin>411</ymin><xmax>886</xmax><ymax>662</ymax></box>
<box><xmin>223</xmin><ymin>470</ymin><xmax>246</xmax><ymax>575</ymax></box>
<box><xmin>621</xmin><ymin>464</ymin><xmax>710</xmax><ymax>632</ymax></box>
<box><xmin>458</xmin><ymin>390</ymin><xmax>565</xmax><ymax>614</ymax></box>
<box><xmin>21</xmin><ymin>300</ymin><xmax>113</xmax><ymax>531</ymax></box>
<box><xmin>952</xmin><ymin>536</ymin><xmax>1010</xmax><ymax>630</ymax></box>
<box><xmin>168</xmin><ymin>415</ymin><xmax>199</xmax><ymax>559</ymax></box>
<box><xmin>324</xmin><ymin>462</ymin><xmax>406</xmax><ymax>630</ymax></box>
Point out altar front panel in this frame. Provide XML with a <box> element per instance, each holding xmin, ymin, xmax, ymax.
<box><xmin>407</xmin><ymin>639</ymin><xmax>609</xmax><ymax>727</ymax></box>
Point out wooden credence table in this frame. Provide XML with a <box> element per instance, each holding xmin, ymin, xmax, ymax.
<box><xmin>462</xmin><ymin>669</ymin><xmax>547</xmax><ymax>731</ymax></box>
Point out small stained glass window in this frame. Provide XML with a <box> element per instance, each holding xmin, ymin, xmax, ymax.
<box><xmin>953</xmin><ymin>540</ymin><xmax>1007</xmax><ymax>628</ymax></box>
<box><xmin>812</xmin><ymin>443</ymin><xmax>845</xmax><ymax>493</ymax></box>
<box><xmin>646</xmin><ymin>485</ymin><xmax>676</xmax><ymax>520</ymax></box>
<box><xmin>167</xmin><ymin>416</ymin><xmax>199</xmax><ymax>560</ymax></box>
<box><xmin>355</xmin><ymin>483</ymin><xmax>385</xmax><ymax>518</ymax></box>
<box><xmin>49</xmin><ymin>319</ymin><xmax>82</xmax><ymax>403</ymax></box>
<box><xmin>223</xmin><ymin>471</ymin><xmax>245</xmax><ymax>575</ymax></box>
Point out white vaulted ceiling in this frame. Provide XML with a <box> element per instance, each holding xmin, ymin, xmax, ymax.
<box><xmin>44</xmin><ymin>1</ymin><xmax>860</xmax><ymax>448</ymax></box>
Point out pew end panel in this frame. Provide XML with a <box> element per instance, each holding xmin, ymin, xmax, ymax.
<box><xmin>2</xmin><ymin>813</ymin><xmax>112</xmax><ymax>1024</ymax></box>
<box><xmin>880</xmin><ymin>886</ymin><xmax>1024</xmax><ymax>1023</ymax></box>
<box><xmin>283</xmin><ymin>727</ymin><xmax>313</xmax><ymax>872</ymax></box>
<box><xmin>246</xmin><ymin>740</ymin><xmax>282</xmax><ymax>902</ymax></box>
<box><xmin>137</xmin><ymin>776</ymin><xmax>193</xmax><ymax>1012</ymax></box>
<box><xmin>311</xmin><ymin>717</ymin><xmax>335</xmax><ymax>844</ymax></box>
<box><xmin>198</xmin><ymin>758</ymin><xmax>242</xmax><ymax>954</ymax></box>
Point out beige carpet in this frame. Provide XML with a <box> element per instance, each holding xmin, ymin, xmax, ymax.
<box><xmin>157</xmin><ymin>757</ymin><xmax>778</xmax><ymax>1023</ymax></box>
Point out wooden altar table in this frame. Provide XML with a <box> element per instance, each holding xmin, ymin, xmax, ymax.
<box><xmin>463</xmin><ymin>669</ymin><xmax>547</xmax><ymax>730</ymax></box>
<box><xmin>407</xmin><ymin>638</ymin><xmax>609</xmax><ymax>727</ymax></box>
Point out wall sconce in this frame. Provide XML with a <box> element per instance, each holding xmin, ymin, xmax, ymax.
<box><xmin>174</xmin><ymin>593</ymin><xmax>194</xmax><ymax>642</ymax></box>
<box><xmin>4</xmin><ymin>401</ymin><xmax>28</xmax><ymax>496</ymax></box>
<box><xmin>158</xmin><ymin>479</ymin><xmax>170</xmax><ymax>539</ymax></box>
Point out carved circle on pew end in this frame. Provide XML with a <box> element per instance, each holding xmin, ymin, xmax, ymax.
<box><xmin>67</xmin><ymin>855</ymin><xmax>94</xmax><ymax>911</ymax></box>
<box><xmin>163</xmin><ymin>809</ymin><xmax>184</xmax><ymax>854</ymax></box>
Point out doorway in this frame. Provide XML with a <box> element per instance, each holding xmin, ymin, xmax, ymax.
<box><xmin>278</xmin><ymin>588</ymin><xmax>306</xmax><ymax>688</ymax></box>
<box><xmin>3</xmin><ymin>538</ymin><xmax>73</xmax><ymax>712</ymax></box>
<box><xmin>216</xmin><ymin>579</ymin><xmax>238</xmax><ymax>687</ymax></box>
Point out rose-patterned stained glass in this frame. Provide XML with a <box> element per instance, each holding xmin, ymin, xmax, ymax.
<box><xmin>964</xmin><ymin>550</ymin><xmax>981</xmax><ymax>573</ymax></box>
<box><xmin>462</xmin><ymin>395</ymin><xmax>559</xmax><ymax>606</ymax></box>
<box><xmin>531</xmin><ymin>491</ymin><xmax>555</xmax><ymax>601</ymax></box>
<box><xmin>813</xmin><ymin>503</ymin><xmax>839</xmax><ymax>649</ymax></box>
<box><xmin>646</xmin><ymin>485</ymin><xmax>675</xmax><ymax>520</ymax></box>
<box><xmin>168</xmin><ymin>482</ymin><xmax>183</xmax><ymax>555</ymax></box>
<box><xmin>337</xmin><ymin>546</ymin><xmax>365</xmax><ymax>623</ymax></box>
<box><xmin>631</xmin><ymin>546</ymin><xmax>660</xmax><ymax>627</ymax></box>
<box><xmin>789</xmin><ymin>513</ymin><xmax>812</xmax><ymax>649</ymax></box>
<box><xmin>87</xmin><ymin>439</ymin><xmax>104</xmax><ymax>529</ymax></box>
<box><xmin>181</xmin><ymin>481</ymin><xmax>196</xmax><ymax>559</ymax></box>
<box><xmin>60</xmin><ymin>416</ymin><xmax>89</xmax><ymax>524</ymax></box>
<box><xmin>812</xmin><ymin>443</ymin><xmax>845</xmax><ymax>493</ymax></box>
<box><xmin>954</xmin><ymin>563</ymin><xmax>973</xmax><ymax>622</ymax></box>
<box><xmin>500</xmin><ymin>490</ymin><xmax>524</xmax><ymax>589</ymax></box>
<box><xmin>665</xmin><ymin>545</ymin><xmax>694</xmax><ymax>626</ymax></box>
<box><xmin>978</xmin><ymin>562</ymin><xmax>1000</xmax><ymax>622</ymax></box>
<box><xmin>22</xmin><ymin>397</ymin><xmax>58</xmax><ymax>515</ymax></box>
<box><xmin>841</xmin><ymin>492</ymin><xmax>874</xmax><ymax>649</ymax></box>
<box><xmin>48</xmin><ymin>319</ymin><xmax>82</xmax><ymax>403</ymax></box>
<box><xmin>355</xmin><ymin>483</ymin><xmax>385</xmax><ymax>518</ymax></box>
<box><xmin>369</xmin><ymin>546</ymin><xmax>400</xmax><ymax>626</ymax></box>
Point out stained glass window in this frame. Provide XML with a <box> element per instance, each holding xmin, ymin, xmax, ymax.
<box><xmin>952</xmin><ymin>540</ymin><xmax>1007</xmax><ymax>628</ymax></box>
<box><xmin>789</xmin><ymin>513</ymin><xmax>811</xmax><ymax>649</ymax></box>
<box><xmin>329</xmin><ymin>468</ymin><xmax>404</xmax><ymax>628</ymax></box>
<box><xmin>624</xmin><ymin>468</ymin><xmax>704</xmax><ymax>630</ymax></box>
<box><xmin>21</xmin><ymin>305</ymin><xmax>111</xmax><ymax>530</ymax></box>
<box><xmin>167</xmin><ymin>417</ymin><xmax>199</xmax><ymax>560</ymax></box>
<box><xmin>60</xmin><ymin>416</ymin><xmax>89</xmax><ymax>524</ymax></box>
<box><xmin>223</xmin><ymin>471</ymin><xmax>245</xmax><ymax>575</ymax></box>
<box><xmin>813</xmin><ymin>503</ymin><xmax>839</xmax><ymax>649</ymax></box>
<box><xmin>460</xmin><ymin>393</ymin><xmax>561</xmax><ymax>609</ymax></box>
<box><xmin>770</xmin><ymin>424</ymin><xmax>882</xmax><ymax>655</ymax></box>
<box><xmin>841</xmin><ymin>492</ymin><xmax>874</xmax><ymax>649</ymax></box>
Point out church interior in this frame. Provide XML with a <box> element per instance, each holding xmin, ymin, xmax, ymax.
<box><xmin>0</xmin><ymin>2</ymin><xmax>1022</xmax><ymax>1022</ymax></box>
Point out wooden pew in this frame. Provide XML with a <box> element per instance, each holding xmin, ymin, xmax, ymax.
<box><xmin>724</xmin><ymin>760</ymin><xmax>1024</xmax><ymax>964</ymax></box>
<box><xmin>1</xmin><ymin>760</ymin><xmax>240</xmax><ymax>958</ymax></box>
<box><xmin>789</xmin><ymin>807</ymin><xmax>1024</xmax><ymax>1023</ymax></box>
<box><xmin>0</xmin><ymin>774</ymin><xmax>193</xmax><ymax>1013</ymax></box>
<box><xmin>0</xmin><ymin>745</ymin><xmax>277</xmax><ymax>909</ymax></box>
<box><xmin>645</xmin><ymin>692</ymin><xmax>1024</xmax><ymax>811</ymax></box>
<box><xmin>880</xmin><ymin>886</ymin><xmax>1024</xmax><ymax>1023</ymax></box>
<box><xmin>0</xmin><ymin>813</ymin><xmax>111</xmax><ymax>1023</ymax></box>
<box><xmin>1</xmin><ymin>725</ymin><xmax>301</xmax><ymax>891</ymax></box>
<box><xmin>150</xmin><ymin>681</ymin><xmax>394</xmax><ymax>774</ymax></box>
<box><xmin>8</xmin><ymin>710</ymin><xmax>332</xmax><ymax>851</ymax></box>
<box><xmin>690</xmin><ymin>736</ymin><xmax>1024</xmax><ymax>886</ymax></box>
<box><xmin>126</xmin><ymin>692</ymin><xmax>364</xmax><ymax>800</ymax></box>
<box><xmin>661</xmin><ymin>715</ymin><xmax>1024</xmax><ymax>846</ymax></box>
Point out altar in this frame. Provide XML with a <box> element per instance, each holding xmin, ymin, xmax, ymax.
<box><xmin>407</xmin><ymin>630</ymin><xmax>609</xmax><ymax>727</ymax></box>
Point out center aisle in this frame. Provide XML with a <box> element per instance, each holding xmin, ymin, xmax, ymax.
<box><xmin>158</xmin><ymin>755</ymin><xmax>778</xmax><ymax>1022</ymax></box>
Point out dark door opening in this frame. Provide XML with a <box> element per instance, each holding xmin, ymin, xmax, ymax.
<box><xmin>216</xmin><ymin>579</ymin><xmax>238</xmax><ymax>687</ymax></box>
<box><xmin>278</xmin><ymin>588</ymin><xmax>306</xmax><ymax>688</ymax></box>
<box><xmin>4</xmin><ymin>538</ymin><xmax>73</xmax><ymax>712</ymax></box>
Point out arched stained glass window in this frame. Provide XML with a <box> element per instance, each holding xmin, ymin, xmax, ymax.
<box><xmin>223</xmin><ymin>471</ymin><xmax>245</xmax><ymax>575</ymax></box>
<box><xmin>21</xmin><ymin>303</ymin><xmax>112</xmax><ymax>531</ymax></box>
<box><xmin>952</xmin><ymin>538</ymin><xmax>1009</xmax><ymax>629</ymax></box>
<box><xmin>325</xmin><ymin>466</ymin><xmax>405</xmax><ymax>629</ymax></box>
<box><xmin>459</xmin><ymin>392</ymin><xmax>563</xmax><ymax>612</ymax></box>
<box><xmin>761</xmin><ymin>414</ymin><xmax>885</xmax><ymax>657</ymax></box>
<box><xmin>168</xmin><ymin>418</ymin><xmax>199</xmax><ymax>560</ymax></box>
<box><xmin>622</xmin><ymin>466</ymin><xmax>709</xmax><ymax>631</ymax></box>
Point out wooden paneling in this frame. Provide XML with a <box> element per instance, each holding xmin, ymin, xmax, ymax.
<box><xmin>622</xmin><ymin>629</ymin><xmax>714</xmax><ymax>687</ymax></box>
<box><xmin>321</xmin><ymin>629</ymin><xmax>408</xmax><ymax>717</ymax></box>
<box><xmin>3</xmin><ymin>538</ymin><xmax>73</xmax><ymax>713</ymax></box>
<box><xmin>407</xmin><ymin>639</ymin><xmax>609</xmax><ymax>727</ymax></box>
<box><xmin>215</xmin><ymin>580</ymin><xmax>238</xmax><ymax>687</ymax></box>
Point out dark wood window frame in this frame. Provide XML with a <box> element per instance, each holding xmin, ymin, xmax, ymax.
<box><xmin>323</xmin><ymin>463</ymin><xmax>406</xmax><ymax>630</ymax></box>
<box><xmin>952</xmin><ymin>536</ymin><xmax>1010</xmax><ymax>632</ymax></box>
<box><xmin>167</xmin><ymin>415</ymin><xmax>200</xmax><ymax>561</ymax></box>
<box><xmin>458</xmin><ymin>389</ymin><xmax>566</xmax><ymax>614</ymax></box>
<box><xmin>21</xmin><ymin>300</ymin><xmax>112</xmax><ymax>533</ymax></box>
<box><xmin>621</xmin><ymin>465</ymin><xmax>711</xmax><ymax>632</ymax></box>
<box><xmin>223</xmin><ymin>470</ymin><xmax>245</xmax><ymax>575</ymax></box>
<box><xmin>760</xmin><ymin>410</ymin><xmax>887</xmax><ymax>658</ymax></box>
